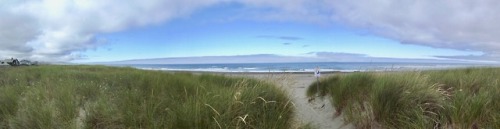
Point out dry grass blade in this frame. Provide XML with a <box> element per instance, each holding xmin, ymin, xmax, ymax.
<box><xmin>237</xmin><ymin>114</ymin><xmax>249</xmax><ymax>125</ymax></box>
<box><xmin>205</xmin><ymin>104</ymin><xmax>221</xmax><ymax>116</ymax></box>
<box><xmin>212</xmin><ymin>117</ymin><xmax>222</xmax><ymax>129</ymax></box>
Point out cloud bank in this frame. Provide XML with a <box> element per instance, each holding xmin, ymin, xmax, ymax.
<box><xmin>3</xmin><ymin>0</ymin><xmax>500</xmax><ymax>62</ymax></box>
<box><xmin>242</xmin><ymin>0</ymin><xmax>500</xmax><ymax>61</ymax></box>
<box><xmin>104</xmin><ymin>52</ymin><xmax>469</xmax><ymax>64</ymax></box>
<box><xmin>326</xmin><ymin>0</ymin><xmax>500</xmax><ymax>61</ymax></box>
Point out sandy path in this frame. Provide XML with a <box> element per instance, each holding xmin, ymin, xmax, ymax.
<box><xmin>225</xmin><ymin>73</ymin><xmax>354</xmax><ymax>129</ymax></box>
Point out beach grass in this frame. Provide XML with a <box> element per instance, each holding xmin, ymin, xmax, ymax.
<box><xmin>307</xmin><ymin>68</ymin><xmax>500</xmax><ymax>129</ymax></box>
<box><xmin>0</xmin><ymin>65</ymin><xmax>294</xmax><ymax>129</ymax></box>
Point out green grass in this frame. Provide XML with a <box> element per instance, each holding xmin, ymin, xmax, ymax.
<box><xmin>0</xmin><ymin>65</ymin><xmax>294</xmax><ymax>129</ymax></box>
<box><xmin>307</xmin><ymin>68</ymin><xmax>500</xmax><ymax>129</ymax></box>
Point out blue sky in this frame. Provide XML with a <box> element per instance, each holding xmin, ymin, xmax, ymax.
<box><xmin>1</xmin><ymin>0</ymin><xmax>498</xmax><ymax>63</ymax></box>
<box><xmin>83</xmin><ymin>4</ymin><xmax>480</xmax><ymax>63</ymax></box>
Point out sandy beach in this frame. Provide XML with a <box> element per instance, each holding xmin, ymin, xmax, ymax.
<box><xmin>216</xmin><ymin>72</ymin><xmax>355</xmax><ymax>129</ymax></box>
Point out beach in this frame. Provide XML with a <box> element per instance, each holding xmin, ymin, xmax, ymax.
<box><xmin>4</xmin><ymin>65</ymin><xmax>498</xmax><ymax>128</ymax></box>
<box><xmin>217</xmin><ymin>72</ymin><xmax>355</xmax><ymax>129</ymax></box>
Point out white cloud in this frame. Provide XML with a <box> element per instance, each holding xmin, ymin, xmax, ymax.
<box><xmin>238</xmin><ymin>0</ymin><xmax>500</xmax><ymax>61</ymax></box>
<box><xmin>325</xmin><ymin>0</ymin><xmax>500</xmax><ymax>61</ymax></box>
<box><xmin>3</xmin><ymin>0</ymin><xmax>500</xmax><ymax>62</ymax></box>
<box><xmin>0</xmin><ymin>0</ymin><xmax>225</xmax><ymax>61</ymax></box>
<box><xmin>0</xmin><ymin>11</ymin><xmax>38</xmax><ymax>56</ymax></box>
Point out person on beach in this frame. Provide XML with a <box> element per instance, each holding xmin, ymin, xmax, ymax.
<box><xmin>314</xmin><ymin>66</ymin><xmax>320</xmax><ymax>77</ymax></box>
<box><xmin>314</xmin><ymin>66</ymin><xmax>321</xmax><ymax>96</ymax></box>
<box><xmin>312</xmin><ymin>67</ymin><xmax>326</xmax><ymax>108</ymax></box>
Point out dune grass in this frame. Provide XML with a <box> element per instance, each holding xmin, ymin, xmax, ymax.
<box><xmin>307</xmin><ymin>68</ymin><xmax>500</xmax><ymax>129</ymax></box>
<box><xmin>0</xmin><ymin>65</ymin><xmax>294</xmax><ymax>129</ymax></box>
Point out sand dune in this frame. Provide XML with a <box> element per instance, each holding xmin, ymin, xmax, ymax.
<box><xmin>224</xmin><ymin>73</ymin><xmax>354</xmax><ymax>129</ymax></box>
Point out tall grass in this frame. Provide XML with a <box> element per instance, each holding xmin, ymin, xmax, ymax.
<box><xmin>0</xmin><ymin>65</ymin><xmax>294</xmax><ymax>128</ymax></box>
<box><xmin>307</xmin><ymin>68</ymin><xmax>500</xmax><ymax>129</ymax></box>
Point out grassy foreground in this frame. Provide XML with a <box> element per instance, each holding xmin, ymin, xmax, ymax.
<box><xmin>0</xmin><ymin>65</ymin><xmax>294</xmax><ymax>129</ymax></box>
<box><xmin>307</xmin><ymin>68</ymin><xmax>500</xmax><ymax>129</ymax></box>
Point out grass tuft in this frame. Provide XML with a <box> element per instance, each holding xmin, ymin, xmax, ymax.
<box><xmin>308</xmin><ymin>68</ymin><xmax>500</xmax><ymax>129</ymax></box>
<box><xmin>0</xmin><ymin>65</ymin><xmax>294</xmax><ymax>129</ymax></box>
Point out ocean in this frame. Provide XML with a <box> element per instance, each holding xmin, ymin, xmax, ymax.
<box><xmin>107</xmin><ymin>62</ymin><xmax>496</xmax><ymax>73</ymax></box>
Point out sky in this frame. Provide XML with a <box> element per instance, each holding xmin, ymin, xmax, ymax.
<box><xmin>1</xmin><ymin>0</ymin><xmax>500</xmax><ymax>63</ymax></box>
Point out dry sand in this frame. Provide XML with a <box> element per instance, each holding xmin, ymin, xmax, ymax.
<box><xmin>221</xmin><ymin>73</ymin><xmax>354</xmax><ymax>129</ymax></box>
